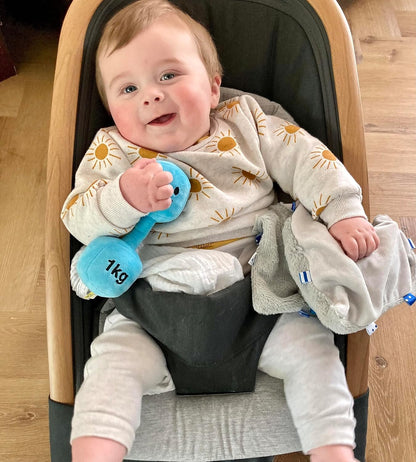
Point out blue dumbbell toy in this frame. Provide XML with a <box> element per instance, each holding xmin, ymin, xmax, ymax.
<box><xmin>76</xmin><ymin>161</ymin><xmax>190</xmax><ymax>298</ymax></box>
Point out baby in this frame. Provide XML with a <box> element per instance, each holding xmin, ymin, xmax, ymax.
<box><xmin>62</xmin><ymin>1</ymin><xmax>379</xmax><ymax>461</ymax></box>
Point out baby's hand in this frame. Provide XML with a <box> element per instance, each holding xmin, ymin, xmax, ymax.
<box><xmin>120</xmin><ymin>158</ymin><xmax>174</xmax><ymax>213</ymax></box>
<box><xmin>328</xmin><ymin>217</ymin><xmax>380</xmax><ymax>261</ymax></box>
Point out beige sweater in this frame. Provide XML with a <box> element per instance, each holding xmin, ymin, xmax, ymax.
<box><xmin>62</xmin><ymin>95</ymin><xmax>366</xmax><ymax>251</ymax></box>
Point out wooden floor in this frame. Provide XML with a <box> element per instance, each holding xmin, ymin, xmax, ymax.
<box><xmin>0</xmin><ymin>0</ymin><xmax>415</xmax><ymax>461</ymax></box>
<box><xmin>0</xmin><ymin>22</ymin><xmax>58</xmax><ymax>462</ymax></box>
<box><xmin>342</xmin><ymin>2</ymin><xmax>416</xmax><ymax>461</ymax></box>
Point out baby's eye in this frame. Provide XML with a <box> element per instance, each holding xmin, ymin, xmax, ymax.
<box><xmin>160</xmin><ymin>73</ymin><xmax>175</xmax><ymax>81</ymax></box>
<box><xmin>123</xmin><ymin>85</ymin><xmax>137</xmax><ymax>94</ymax></box>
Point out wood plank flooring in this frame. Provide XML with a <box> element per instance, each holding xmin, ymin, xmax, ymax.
<box><xmin>0</xmin><ymin>1</ymin><xmax>415</xmax><ymax>461</ymax></box>
<box><xmin>344</xmin><ymin>3</ymin><xmax>416</xmax><ymax>460</ymax></box>
<box><xmin>0</xmin><ymin>24</ymin><xmax>58</xmax><ymax>462</ymax></box>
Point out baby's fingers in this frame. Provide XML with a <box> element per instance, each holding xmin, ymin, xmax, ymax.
<box><xmin>341</xmin><ymin>237</ymin><xmax>361</xmax><ymax>261</ymax></box>
<box><xmin>133</xmin><ymin>157</ymin><xmax>157</xmax><ymax>170</ymax></box>
<box><xmin>363</xmin><ymin>228</ymin><xmax>380</xmax><ymax>257</ymax></box>
<box><xmin>343</xmin><ymin>230</ymin><xmax>380</xmax><ymax>261</ymax></box>
<box><xmin>149</xmin><ymin>173</ymin><xmax>173</xmax><ymax>211</ymax></box>
<box><xmin>153</xmin><ymin>170</ymin><xmax>173</xmax><ymax>188</ymax></box>
<box><xmin>155</xmin><ymin>184</ymin><xmax>174</xmax><ymax>201</ymax></box>
<box><xmin>151</xmin><ymin>196</ymin><xmax>172</xmax><ymax>211</ymax></box>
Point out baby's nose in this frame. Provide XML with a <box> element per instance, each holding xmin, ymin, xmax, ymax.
<box><xmin>143</xmin><ymin>89</ymin><xmax>164</xmax><ymax>106</ymax></box>
<box><xmin>144</xmin><ymin>96</ymin><xmax>160</xmax><ymax>105</ymax></box>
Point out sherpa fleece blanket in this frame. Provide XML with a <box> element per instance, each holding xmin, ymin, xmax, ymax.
<box><xmin>252</xmin><ymin>203</ymin><xmax>416</xmax><ymax>334</ymax></box>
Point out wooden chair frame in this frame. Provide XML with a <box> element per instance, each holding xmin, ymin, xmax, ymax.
<box><xmin>45</xmin><ymin>0</ymin><xmax>370</xmax><ymax>411</ymax></box>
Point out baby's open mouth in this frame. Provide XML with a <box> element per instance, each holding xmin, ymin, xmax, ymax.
<box><xmin>149</xmin><ymin>113</ymin><xmax>176</xmax><ymax>125</ymax></box>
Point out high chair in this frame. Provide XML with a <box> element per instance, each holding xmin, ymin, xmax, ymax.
<box><xmin>46</xmin><ymin>0</ymin><xmax>371</xmax><ymax>460</ymax></box>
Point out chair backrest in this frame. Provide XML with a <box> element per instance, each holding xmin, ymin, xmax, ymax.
<box><xmin>75</xmin><ymin>0</ymin><xmax>342</xmax><ymax>167</ymax></box>
<box><xmin>46</xmin><ymin>0</ymin><xmax>369</xmax><ymax>404</ymax></box>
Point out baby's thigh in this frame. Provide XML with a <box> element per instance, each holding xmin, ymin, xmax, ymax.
<box><xmin>258</xmin><ymin>312</ymin><xmax>339</xmax><ymax>378</ymax></box>
<box><xmin>86</xmin><ymin>309</ymin><xmax>173</xmax><ymax>393</ymax></box>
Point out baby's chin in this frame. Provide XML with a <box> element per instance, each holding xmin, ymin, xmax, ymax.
<box><xmin>146</xmin><ymin>137</ymin><xmax>209</xmax><ymax>154</ymax></box>
<box><xmin>124</xmin><ymin>126</ymin><xmax>211</xmax><ymax>153</ymax></box>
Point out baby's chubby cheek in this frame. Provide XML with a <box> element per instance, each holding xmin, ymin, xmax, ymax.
<box><xmin>110</xmin><ymin>109</ymin><xmax>143</xmax><ymax>145</ymax></box>
<box><xmin>109</xmin><ymin>107</ymin><xmax>130</xmax><ymax>132</ymax></box>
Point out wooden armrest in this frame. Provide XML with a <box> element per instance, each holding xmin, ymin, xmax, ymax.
<box><xmin>308</xmin><ymin>0</ymin><xmax>369</xmax><ymax>215</ymax></box>
<box><xmin>45</xmin><ymin>0</ymin><xmax>104</xmax><ymax>405</ymax></box>
<box><xmin>308</xmin><ymin>0</ymin><xmax>370</xmax><ymax>397</ymax></box>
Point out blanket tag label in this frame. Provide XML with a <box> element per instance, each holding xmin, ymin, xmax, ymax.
<box><xmin>255</xmin><ymin>233</ymin><xmax>262</xmax><ymax>245</ymax></box>
<box><xmin>404</xmin><ymin>293</ymin><xmax>416</xmax><ymax>305</ymax></box>
<box><xmin>299</xmin><ymin>308</ymin><xmax>317</xmax><ymax>318</ymax></box>
<box><xmin>248</xmin><ymin>251</ymin><xmax>257</xmax><ymax>266</ymax></box>
<box><xmin>366</xmin><ymin>322</ymin><xmax>378</xmax><ymax>336</ymax></box>
<box><xmin>299</xmin><ymin>270</ymin><xmax>312</xmax><ymax>284</ymax></box>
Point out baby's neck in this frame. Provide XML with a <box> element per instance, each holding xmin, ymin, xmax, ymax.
<box><xmin>195</xmin><ymin>133</ymin><xmax>210</xmax><ymax>144</ymax></box>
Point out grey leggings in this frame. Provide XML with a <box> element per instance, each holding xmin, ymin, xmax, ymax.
<box><xmin>71</xmin><ymin>311</ymin><xmax>355</xmax><ymax>454</ymax></box>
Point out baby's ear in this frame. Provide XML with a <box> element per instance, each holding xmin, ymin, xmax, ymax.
<box><xmin>210</xmin><ymin>74</ymin><xmax>222</xmax><ymax>108</ymax></box>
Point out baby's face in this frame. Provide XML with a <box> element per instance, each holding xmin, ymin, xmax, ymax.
<box><xmin>99</xmin><ymin>15</ymin><xmax>221</xmax><ymax>153</ymax></box>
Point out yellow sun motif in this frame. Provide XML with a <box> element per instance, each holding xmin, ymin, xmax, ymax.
<box><xmin>61</xmin><ymin>180</ymin><xmax>107</xmax><ymax>219</ymax></box>
<box><xmin>207</xmin><ymin>130</ymin><xmax>241</xmax><ymax>157</ymax></box>
<box><xmin>61</xmin><ymin>194</ymin><xmax>80</xmax><ymax>219</ymax></box>
<box><xmin>127</xmin><ymin>146</ymin><xmax>167</xmax><ymax>164</ymax></box>
<box><xmin>217</xmin><ymin>99</ymin><xmax>240</xmax><ymax>119</ymax></box>
<box><xmin>82</xmin><ymin>179</ymin><xmax>107</xmax><ymax>203</ymax></box>
<box><xmin>210</xmin><ymin>208</ymin><xmax>236</xmax><ymax>224</ymax></box>
<box><xmin>310</xmin><ymin>146</ymin><xmax>339</xmax><ymax>169</ymax></box>
<box><xmin>188</xmin><ymin>168</ymin><xmax>213</xmax><ymax>200</ymax></box>
<box><xmin>86</xmin><ymin>136</ymin><xmax>121</xmax><ymax>169</ymax></box>
<box><xmin>254</xmin><ymin>108</ymin><xmax>266</xmax><ymax>136</ymax></box>
<box><xmin>150</xmin><ymin>229</ymin><xmax>169</xmax><ymax>240</ymax></box>
<box><xmin>232</xmin><ymin>167</ymin><xmax>267</xmax><ymax>188</ymax></box>
<box><xmin>312</xmin><ymin>193</ymin><xmax>331</xmax><ymax>219</ymax></box>
<box><xmin>109</xmin><ymin>226</ymin><xmax>133</xmax><ymax>237</ymax></box>
<box><xmin>274</xmin><ymin>122</ymin><xmax>305</xmax><ymax>145</ymax></box>
<box><xmin>197</xmin><ymin>134</ymin><xmax>210</xmax><ymax>144</ymax></box>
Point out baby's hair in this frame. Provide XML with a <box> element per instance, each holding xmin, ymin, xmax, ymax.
<box><xmin>96</xmin><ymin>0</ymin><xmax>223</xmax><ymax>108</ymax></box>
